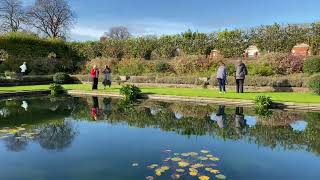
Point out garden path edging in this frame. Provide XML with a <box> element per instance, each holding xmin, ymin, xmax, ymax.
<box><xmin>67</xmin><ymin>90</ymin><xmax>320</xmax><ymax>112</ymax></box>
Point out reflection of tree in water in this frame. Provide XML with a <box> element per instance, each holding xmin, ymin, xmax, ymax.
<box><xmin>36</xmin><ymin>121</ymin><xmax>78</xmax><ymax>151</ymax></box>
<box><xmin>4</xmin><ymin>136</ymin><xmax>28</xmax><ymax>152</ymax></box>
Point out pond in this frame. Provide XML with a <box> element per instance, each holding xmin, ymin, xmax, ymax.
<box><xmin>0</xmin><ymin>96</ymin><xmax>320</xmax><ymax>180</ymax></box>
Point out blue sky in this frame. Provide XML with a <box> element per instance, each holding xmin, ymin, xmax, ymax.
<box><xmin>24</xmin><ymin>0</ymin><xmax>320</xmax><ymax>41</ymax></box>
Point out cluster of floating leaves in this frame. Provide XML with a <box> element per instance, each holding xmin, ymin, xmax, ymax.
<box><xmin>145</xmin><ymin>149</ymin><xmax>226</xmax><ymax>180</ymax></box>
<box><xmin>0</xmin><ymin>124</ymin><xmax>40</xmax><ymax>140</ymax></box>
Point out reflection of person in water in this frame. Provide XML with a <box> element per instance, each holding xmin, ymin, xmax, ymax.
<box><xmin>216</xmin><ymin>105</ymin><xmax>226</xmax><ymax>129</ymax></box>
<box><xmin>235</xmin><ymin>107</ymin><xmax>246</xmax><ymax>129</ymax></box>
<box><xmin>21</xmin><ymin>101</ymin><xmax>28</xmax><ymax>111</ymax></box>
<box><xmin>103</xmin><ymin>98</ymin><xmax>112</xmax><ymax>118</ymax></box>
<box><xmin>91</xmin><ymin>97</ymin><xmax>99</xmax><ymax>120</ymax></box>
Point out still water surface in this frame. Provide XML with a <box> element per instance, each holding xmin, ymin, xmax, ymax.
<box><xmin>0</xmin><ymin>96</ymin><xmax>319</xmax><ymax>180</ymax></box>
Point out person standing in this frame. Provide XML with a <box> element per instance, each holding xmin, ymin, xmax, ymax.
<box><xmin>19</xmin><ymin>62</ymin><xmax>27</xmax><ymax>76</ymax></box>
<box><xmin>102</xmin><ymin>65</ymin><xmax>112</xmax><ymax>89</ymax></box>
<box><xmin>90</xmin><ymin>65</ymin><xmax>99</xmax><ymax>90</ymax></box>
<box><xmin>235</xmin><ymin>60</ymin><xmax>248</xmax><ymax>93</ymax></box>
<box><xmin>216</xmin><ymin>61</ymin><xmax>228</xmax><ymax>93</ymax></box>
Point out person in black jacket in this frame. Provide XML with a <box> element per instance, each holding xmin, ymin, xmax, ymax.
<box><xmin>235</xmin><ymin>60</ymin><xmax>248</xmax><ymax>93</ymax></box>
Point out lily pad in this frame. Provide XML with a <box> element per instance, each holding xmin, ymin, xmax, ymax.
<box><xmin>210</xmin><ymin>169</ymin><xmax>220</xmax><ymax>174</ymax></box>
<box><xmin>178</xmin><ymin>161</ymin><xmax>190</xmax><ymax>167</ymax></box>
<box><xmin>189</xmin><ymin>171</ymin><xmax>198</xmax><ymax>176</ymax></box>
<box><xmin>205</xmin><ymin>167</ymin><xmax>213</xmax><ymax>171</ymax></box>
<box><xmin>189</xmin><ymin>168</ymin><xmax>198</xmax><ymax>173</ymax></box>
<box><xmin>215</xmin><ymin>174</ymin><xmax>226</xmax><ymax>179</ymax></box>
<box><xmin>206</xmin><ymin>155</ymin><xmax>213</xmax><ymax>158</ymax></box>
<box><xmin>171</xmin><ymin>173</ymin><xmax>181</xmax><ymax>179</ymax></box>
<box><xmin>191</xmin><ymin>163</ymin><xmax>204</xmax><ymax>169</ymax></box>
<box><xmin>209</xmin><ymin>157</ymin><xmax>220</xmax><ymax>161</ymax></box>
<box><xmin>198</xmin><ymin>157</ymin><xmax>209</xmax><ymax>161</ymax></box>
<box><xmin>200</xmin><ymin>150</ymin><xmax>210</xmax><ymax>154</ymax></box>
<box><xmin>171</xmin><ymin>157</ymin><xmax>182</xmax><ymax>162</ymax></box>
<box><xmin>176</xmin><ymin>169</ymin><xmax>185</xmax><ymax>173</ymax></box>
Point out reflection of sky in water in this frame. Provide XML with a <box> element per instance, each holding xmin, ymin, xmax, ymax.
<box><xmin>150</xmin><ymin>108</ymin><xmax>160</xmax><ymax>116</ymax></box>
<box><xmin>174</xmin><ymin>112</ymin><xmax>183</xmax><ymax>120</ymax></box>
<box><xmin>210</xmin><ymin>112</ymin><xmax>216</xmax><ymax>121</ymax></box>
<box><xmin>245</xmin><ymin>116</ymin><xmax>256</xmax><ymax>127</ymax></box>
<box><xmin>290</xmin><ymin>120</ymin><xmax>308</xmax><ymax>132</ymax></box>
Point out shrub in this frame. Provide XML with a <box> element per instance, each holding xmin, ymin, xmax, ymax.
<box><xmin>170</xmin><ymin>55</ymin><xmax>198</xmax><ymax>74</ymax></box>
<box><xmin>266</xmin><ymin>53</ymin><xmax>304</xmax><ymax>75</ymax></box>
<box><xmin>119</xmin><ymin>84</ymin><xmax>142</xmax><ymax>102</ymax></box>
<box><xmin>53</xmin><ymin>72</ymin><xmax>71</xmax><ymax>84</ymax></box>
<box><xmin>117</xmin><ymin>59</ymin><xmax>145</xmax><ymax>76</ymax></box>
<box><xmin>226</xmin><ymin>64</ymin><xmax>236</xmax><ymax>76</ymax></box>
<box><xmin>49</xmin><ymin>83</ymin><xmax>64</xmax><ymax>96</ymax></box>
<box><xmin>308</xmin><ymin>74</ymin><xmax>320</xmax><ymax>95</ymax></box>
<box><xmin>155</xmin><ymin>61</ymin><xmax>171</xmax><ymax>73</ymax></box>
<box><xmin>255</xmin><ymin>96</ymin><xmax>273</xmax><ymax>117</ymax></box>
<box><xmin>248</xmin><ymin>63</ymin><xmax>274</xmax><ymax>76</ymax></box>
<box><xmin>303</xmin><ymin>56</ymin><xmax>320</xmax><ymax>74</ymax></box>
<box><xmin>4</xmin><ymin>71</ymin><xmax>17</xmax><ymax>78</ymax></box>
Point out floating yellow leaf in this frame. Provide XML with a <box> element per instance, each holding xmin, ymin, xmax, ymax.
<box><xmin>198</xmin><ymin>157</ymin><xmax>209</xmax><ymax>161</ymax></box>
<box><xmin>210</xmin><ymin>169</ymin><xmax>220</xmax><ymax>174</ymax></box>
<box><xmin>163</xmin><ymin>158</ymin><xmax>171</xmax><ymax>162</ymax></box>
<box><xmin>201</xmin><ymin>150</ymin><xmax>210</xmax><ymax>154</ymax></box>
<box><xmin>191</xmin><ymin>163</ymin><xmax>204</xmax><ymax>169</ymax></box>
<box><xmin>178</xmin><ymin>161</ymin><xmax>190</xmax><ymax>167</ymax></box>
<box><xmin>155</xmin><ymin>170</ymin><xmax>162</xmax><ymax>176</ymax></box>
<box><xmin>206</xmin><ymin>155</ymin><xmax>213</xmax><ymax>158</ymax></box>
<box><xmin>189</xmin><ymin>171</ymin><xmax>198</xmax><ymax>176</ymax></box>
<box><xmin>171</xmin><ymin>157</ymin><xmax>182</xmax><ymax>162</ymax></box>
<box><xmin>209</xmin><ymin>157</ymin><xmax>220</xmax><ymax>161</ymax></box>
<box><xmin>215</xmin><ymin>174</ymin><xmax>226</xmax><ymax>179</ymax></box>
<box><xmin>176</xmin><ymin>169</ymin><xmax>185</xmax><ymax>173</ymax></box>
<box><xmin>199</xmin><ymin>176</ymin><xmax>210</xmax><ymax>180</ymax></box>
<box><xmin>18</xmin><ymin>128</ymin><xmax>26</xmax><ymax>131</ymax></box>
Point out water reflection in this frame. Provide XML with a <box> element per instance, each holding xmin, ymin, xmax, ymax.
<box><xmin>0</xmin><ymin>96</ymin><xmax>320</xmax><ymax>156</ymax></box>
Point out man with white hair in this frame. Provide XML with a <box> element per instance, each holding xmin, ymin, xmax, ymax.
<box><xmin>19</xmin><ymin>62</ymin><xmax>27</xmax><ymax>76</ymax></box>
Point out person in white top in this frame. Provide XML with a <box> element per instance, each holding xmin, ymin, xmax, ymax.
<box><xmin>19</xmin><ymin>62</ymin><xmax>27</xmax><ymax>75</ymax></box>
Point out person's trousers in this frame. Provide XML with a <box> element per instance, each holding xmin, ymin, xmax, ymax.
<box><xmin>217</xmin><ymin>78</ymin><xmax>226</xmax><ymax>92</ymax></box>
<box><xmin>236</xmin><ymin>79</ymin><xmax>244</xmax><ymax>93</ymax></box>
<box><xmin>92</xmin><ymin>78</ymin><xmax>98</xmax><ymax>90</ymax></box>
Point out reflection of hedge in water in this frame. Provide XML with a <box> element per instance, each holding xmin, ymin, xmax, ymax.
<box><xmin>70</xmin><ymin>98</ymin><xmax>320</xmax><ymax>155</ymax></box>
<box><xmin>0</xmin><ymin>97</ymin><xmax>76</xmax><ymax>127</ymax></box>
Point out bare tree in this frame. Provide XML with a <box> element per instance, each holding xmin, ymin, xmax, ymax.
<box><xmin>27</xmin><ymin>0</ymin><xmax>75</xmax><ymax>38</ymax></box>
<box><xmin>103</xmin><ymin>26</ymin><xmax>131</xmax><ymax>40</ymax></box>
<box><xmin>0</xmin><ymin>0</ymin><xmax>26</xmax><ymax>32</ymax></box>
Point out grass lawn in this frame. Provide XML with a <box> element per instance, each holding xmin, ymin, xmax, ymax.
<box><xmin>1</xmin><ymin>84</ymin><xmax>320</xmax><ymax>104</ymax></box>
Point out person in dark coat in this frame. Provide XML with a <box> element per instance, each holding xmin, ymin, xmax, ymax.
<box><xmin>235</xmin><ymin>60</ymin><xmax>248</xmax><ymax>93</ymax></box>
<box><xmin>102</xmin><ymin>65</ymin><xmax>112</xmax><ymax>89</ymax></box>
